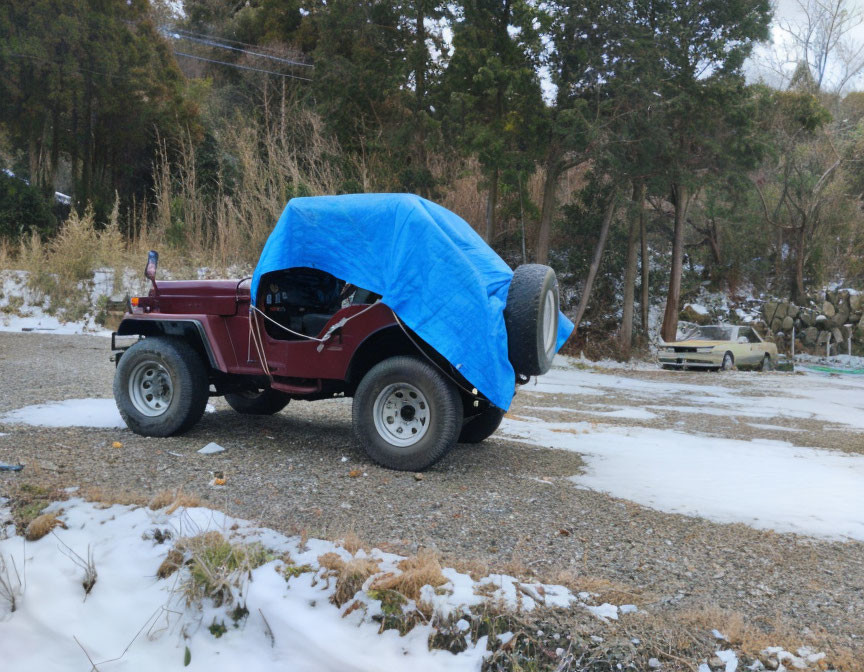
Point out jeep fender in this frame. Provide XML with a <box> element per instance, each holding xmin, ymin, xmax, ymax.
<box><xmin>115</xmin><ymin>318</ymin><xmax>223</xmax><ymax>371</ymax></box>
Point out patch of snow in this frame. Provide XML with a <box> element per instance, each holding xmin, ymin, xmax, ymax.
<box><xmin>1</xmin><ymin>399</ymin><xmax>124</xmax><ymax>429</ymax></box>
<box><xmin>585</xmin><ymin>603</ymin><xmax>618</xmax><ymax>621</ymax></box>
<box><xmin>198</xmin><ymin>442</ymin><xmax>225</xmax><ymax>455</ymax></box>
<box><xmin>525</xmin><ymin>404</ymin><xmax>657</xmax><ymax>421</ymax></box>
<box><xmin>715</xmin><ymin>649</ymin><xmax>738</xmax><ymax>672</ymax></box>
<box><xmin>531</xmin><ymin>363</ymin><xmax>864</xmax><ymax>430</ymax></box>
<box><xmin>685</xmin><ymin>303</ymin><xmax>709</xmax><ymax>315</ymax></box>
<box><xmin>745</xmin><ymin>423</ymin><xmax>803</xmax><ymax>433</ymax></box>
<box><xmin>500</xmin><ymin>418</ymin><xmax>864</xmax><ymax>541</ymax></box>
<box><xmin>0</xmin><ymin>500</ymin><xmax>641</xmax><ymax>672</ymax></box>
<box><xmin>0</xmin><ymin>270</ymin><xmax>112</xmax><ymax>336</ymax></box>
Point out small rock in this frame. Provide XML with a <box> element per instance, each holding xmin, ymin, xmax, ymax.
<box><xmin>198</xmin><ymin>442</ymin><xmax>225</xmax><ymax>454</ymax></box>
<box><xmin>112</xmin><ymin>441</ymin><xmax>123</xmax><ymax>449</ymax></box>
<box><xmin>414</xmin><ymin>472</ymin><xmax>424</xmax><ymax>481</ymax></box>
<box><xmin>648</xmin><ymin>658</ymin><xmax>662</xmax><ymax>669</ymax></box>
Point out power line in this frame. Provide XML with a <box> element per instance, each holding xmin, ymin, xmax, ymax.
<box><xmin>167</xmin><ymin>25</ymin><xmax>312</xmax><ymax>62</ymax></box>
<box><xmin>173</xmin><ymin>51</ymin><xmax>312</xmax><ymax>81</ymax></box>
<box><xmin>168</xmin><ymin>30</ymin><xmax>313</xmax><ymax>68</ymax></box>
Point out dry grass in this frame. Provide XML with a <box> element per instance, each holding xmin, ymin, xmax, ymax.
<box><xmin>554</xmin><ymin>570</ymin><xmax>647</xmax><ymax>606</ymax></box>
<box><xmin>147</xmin><ymin>489</ymin><xmax>201</xmax><ymax>514</ymax></box>
<box><xmin>80</xmin><ymin>486</ymin><xmax>147</xmax><ymax>508</ymax></box>
<box><xmin>340</xmin><ymin>531</ymin><xmax>366</xmax><ymax>555</ymax></box>
<box><xmin>369</xmin><ymin>549</ymin><xmax>448</xmax><ymax>601</ymax></box>
<box><xmin>318</xmin><ymin>552</ymin><xmax>381</xmax><ymax>607</ymax></box>
<box><xmin>174</xmin><ymin>531</ymin><xmax>273</xmax><ymax>606</ymax></box>
<box><xmin>668</xmin><ymin>606</ymin><xmax>859</xmax><ymax>671</ymax></box>
<box><xmin>24</xmin><ymin>512</ymin><xmax>66</xmax><ymax>541</ymax></box>
<box><xmin>157</xmin><ymin>549</ymin><xmax>185</xmax><ymax>579</ymax></box>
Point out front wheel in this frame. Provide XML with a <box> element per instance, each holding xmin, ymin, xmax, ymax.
<box><xmin>459</xmin><ymin>406</ymin><xmax>506</xmax><ymax>444</ymax></box>
<box><xmin>760</xmin><ymin>354</ymin><xmax>774</xmax><ymax>372</ymax></box>
<box><xmin>224</xmin><ymin>389</ymin><xmax>290</xmax><ymax>415</ymax></box>
<box><xmin>720</xmin><ymin>352</ymin><xmax>734</xmax><ymax>371</ymax></box>
<box><xmin>352</xmin><ymin>356</ymin><xmax>463</xmax><ymax>471</ymax></box>
<box><xmin>114</xmin><ymin>337</ymin><xmax>209</xmax><ymax>437</ymax></box>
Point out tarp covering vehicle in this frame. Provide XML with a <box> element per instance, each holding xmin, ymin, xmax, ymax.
<box><xmin>251</xmin><ymin>193</ymin><xmax>574</xmax><ymax>410</ymax></box>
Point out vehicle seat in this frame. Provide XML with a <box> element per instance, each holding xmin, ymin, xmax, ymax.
<box><xmin>301</xmin><ymin>313</ymin><xmax>334</xmax><ymax>337</ymax></box>
<box><xmin>259</xmin><ymin>268</ymin><xmax>344</xmax><ymax>340</ymax></box>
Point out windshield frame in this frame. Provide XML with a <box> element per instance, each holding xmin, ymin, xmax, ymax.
<box><xmin>680</xmin><ymin>325</ymin><xmax>735</xmax><ymax>342</ymax></box>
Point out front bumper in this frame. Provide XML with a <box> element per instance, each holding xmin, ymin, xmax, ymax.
<box><xmin>657</xmin><ymin>352</ymin><xmax>721</xmax><ymax>368</ymax></box>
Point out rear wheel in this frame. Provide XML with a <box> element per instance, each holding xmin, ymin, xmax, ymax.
<box><xmin>720</xmin><ymin>352</ymin><xmax>734</xmax><ymax>371</ymax></box>
<box><xmin>352</xmin><ymin>356</ymin><xmax>463</xmax><ymax>471</ymax></box>
<box><xmin>114</xmin><ymin>337</ymin><xmax>209</xmax><ymax>437</ymax></box>
<box><xmin>224</xmin><ymin>389</ymin><xmax>290</xmax><ymax>415</ymax></box>
<box><xmin>458</xmin><ymin>406</ymin><xmax>506</xmax><ymax>444</ymax></box>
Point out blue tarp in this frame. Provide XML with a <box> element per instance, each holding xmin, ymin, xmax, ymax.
<box><xmin>251</xmin><ymin>193</ymin><xmax>574</xmax><ymax>410</ymax></box>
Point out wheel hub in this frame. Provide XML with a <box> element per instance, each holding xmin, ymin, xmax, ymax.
<box><xmin>373</xmin><ymin>383</ymin><xmax>430</xmax><ymax>447</ymax></box>
<box><xmin>128</xmin><ymin>360</ymin><xmax>174</xmax><ymax>417</ymax></box>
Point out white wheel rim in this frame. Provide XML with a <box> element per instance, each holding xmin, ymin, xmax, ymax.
<box><xmin>372</xmin><ymin>383</ymin><xmax>430</xmax><ymax>447</ymax></box>
<box><xmin>542</xmin><ymin>289</ymin><xmax>557</xmax><ymax>355</ymax></box>
<box><xmin>128</xmin><ymin>360</ymin><xmax>173</xmax><ymax>417</ymax></box>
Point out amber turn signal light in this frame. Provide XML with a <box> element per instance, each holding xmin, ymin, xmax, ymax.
<box><xmin>131</xmin><ymin>297</ymin><xmax>140</xmax><ymax>307</ymax></box>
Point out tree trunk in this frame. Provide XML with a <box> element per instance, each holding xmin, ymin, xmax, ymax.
<box><xmin>793</xmin><ymin>226</ymin><xmax>806</xmax><ymax>302</ymax></box>
<box><xmin>82</xmin><ymin>72</ymin><xmax>94</xmax><ymax>203</ymax></box>
<box><xmin>619</xmin><ymin>183</ymin><xmax>642</xmax><ymax>359</ymax></box>
<box><xmin>414</xmin><ymin>5</ymin><xmax>428</xmax><ymax>196</ymax></box>
<box><xmin>535</xmin><ymin>144</ymin><xmax>562</xmax><ymax>264</ymax></box>
<box><xmin>485</xmin><ymin>170</ymin><xmax>498</xmax><ymax>242</ymax></box>
<box><xmin>660</xmin><ymin>183</ymin><xmax>691</xmax><ymax>343</ymax></box>
<box><xmin>639</xmin><ymin>197</ymin><xmax>649</xmax><ymax>334</ymax></box>
<box><xmin>572</xmin><ymin>190</ymin><xmax>618</xmax><ymax>329</ymax></box>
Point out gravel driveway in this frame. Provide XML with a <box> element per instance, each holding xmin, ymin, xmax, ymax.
<box><xmin>1</xmin><ymin>331</ymin><xmax>862</xmax><ymax>657</ymax></box>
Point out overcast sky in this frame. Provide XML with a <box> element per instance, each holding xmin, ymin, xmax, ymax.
<box><xmin>747</xmin><ymin>0</ymin><xmax>864</xmax><ymax>92</ymax></box>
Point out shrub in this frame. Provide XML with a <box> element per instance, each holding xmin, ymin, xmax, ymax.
<box><xmin>0</xmin><ymin>172</ymin><xmax>56</xmax><ymax>242</ymax></box>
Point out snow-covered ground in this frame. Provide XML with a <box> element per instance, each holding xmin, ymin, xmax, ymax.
<box><xmin>0</xmin><ymin>270</ymin><xmax>112</xmax><ymax>336</ymax></box>
<box><xmin>501</xmin><ymin>418</ymin><xmax>864</xmax><ymax>541</ymax></box>
<box><xmin>0</xmin><ymin>500</ymin><xmax>630</xmax><ymax>672</ymax></box>
<box><xmin>503</xmin><ymin>360</ymin><xmax>864</xmax><ymax>541</ymax></box>
<box><xmin>532</xmin><ymin>361</ymin><xmax>864</xmax><ymax>430</ymax></box>
<box><xmin>0</xmin><ymin>399</ymin><xmax>214</xmax><ymax>429</ymax></box>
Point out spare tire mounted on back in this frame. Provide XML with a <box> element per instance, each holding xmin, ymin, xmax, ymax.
<box><xmin>504</xmin><ymin>264</ymin><xmax>560</xmax><ymax>378</ymax></box>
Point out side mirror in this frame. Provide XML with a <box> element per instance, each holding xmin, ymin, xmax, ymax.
<box><xmin>145</xmin><ymin>250</ymin><xmax>158</xmax><ymax>281</ymax></box>
<box><xmin>145</xmin><ymin>250</ymin><xmax>159</xmax><ymax>294</ymax></box>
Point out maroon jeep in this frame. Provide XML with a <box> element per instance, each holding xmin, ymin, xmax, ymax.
<box><xmin>111</xmin><ymin>252</ymin><xmax>562</xmax><ymax>470</ymax></box>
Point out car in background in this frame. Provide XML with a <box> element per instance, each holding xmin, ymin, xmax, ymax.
<box><xmin>658</xmin><ymin>324</ymin><xmax>777</xmax><ymax>371</ymax></box>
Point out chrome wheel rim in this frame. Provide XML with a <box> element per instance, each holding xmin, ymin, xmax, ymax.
<box><xmin>128</xmin><ymin>360</ymin><xmax>173</xmax><ymax>417</ymax></box>
<box><xmin>542</xmin><ymin>289</ymin><xmax>557</xmax><ymax>355</ymax></box>
<box><xmin>372</xmin><ymin>383</ymin><xmax>430</xmax><ymax>447</ymax></box>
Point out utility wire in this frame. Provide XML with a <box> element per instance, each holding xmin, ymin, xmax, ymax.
<box><xmin>168</xmin><ymin>30</ymin><xmax>313</xmax><ymax>68</ymax></box>
<box><xmin>167</xmin><ymin>25</ymin><xmax>311</xmax><ymax>62</ymax></box>
<box><xmin>173</xmin><ymin>51</ymin><xmax>312</xmax><ymax>81</ymax></box>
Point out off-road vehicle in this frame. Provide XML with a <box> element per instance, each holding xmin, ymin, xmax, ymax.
<box><xmin>111</xmin><ymin>194</ymin><xmax>571</xmax><ymax>470</ymax></box>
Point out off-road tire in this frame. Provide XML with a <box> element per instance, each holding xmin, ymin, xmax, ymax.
<box><xmin>458</xmin><ymin>406</ymin><xmax>506</xmax><ymax>444</ymax></box>
<box><xmin>352</xmin><ymin>356</ymin><xmax>463</xmax><ymax>471</ymax></box>
<box><xmin>720</xmin><ymin>352</ymin><xmax>734</xmax><ymax>371</ymax></box>
<box><xmin>505</xmin><ymin>264</ymin><xmax>560</xmax><ymax>377</ymax></box>
<box><xmin>114</xmin><ymin>337</ymin><xmax>209</xmax><ymax>437</ymax></box>
<box><xmin>224</xmin><ymin>389</ymin><xmax>290</xmax><ymax>415</ymax></box>
<box><xmin>760</xmin><ymin>354</ymin><xmax>774</xmax><ymax>372</ymax></box>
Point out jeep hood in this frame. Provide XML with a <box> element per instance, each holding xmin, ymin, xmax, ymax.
<box><xmin>251</xmin><ymin>193</ymin><xmax>573</xmax><ymax>410</ymax></box>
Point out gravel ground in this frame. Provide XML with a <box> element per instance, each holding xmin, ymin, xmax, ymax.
<box><xmin>1</xmin><ymin>331</ymin><xmax>863</xmax><ymax>660</ymax></box>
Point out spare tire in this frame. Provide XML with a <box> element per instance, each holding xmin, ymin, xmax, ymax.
<box><xmin>504</xmin><ymin>264</ymin><xmax>559</xmax><ymax>377</ymax></box>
